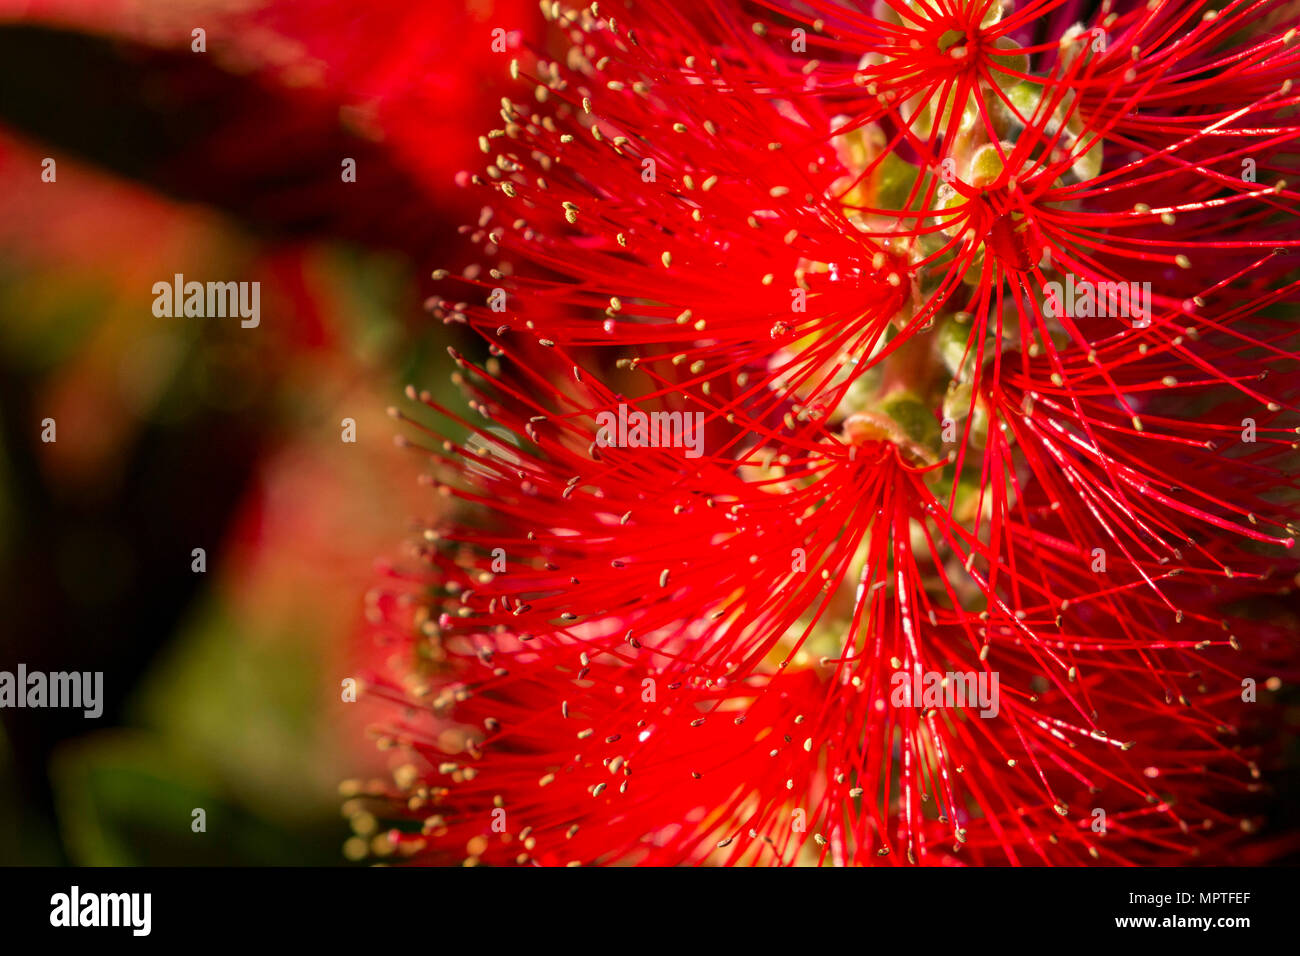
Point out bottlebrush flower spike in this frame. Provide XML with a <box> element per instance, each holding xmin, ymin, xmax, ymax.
<box><xmin>352</xmin><ymin>0</ymin><xmax>1300</xmax><ymax>865</ymax></box>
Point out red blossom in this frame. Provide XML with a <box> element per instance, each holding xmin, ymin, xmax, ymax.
<box><xmin>355</xmin><ymin>0</ymin><xmax>1300</xmax><ymax>865</ymax></box>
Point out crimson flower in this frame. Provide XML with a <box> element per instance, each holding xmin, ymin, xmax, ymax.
<box><xmin>353</xmin><ymin>0</ymin><xmax>1300</xmax><ymax>865</ymax></box>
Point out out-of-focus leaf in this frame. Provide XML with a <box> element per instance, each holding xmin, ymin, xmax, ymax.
<box><xmin>51</xmin><ymin>731</ymin><xmax>345</xmax><ymax>865</ymax></box>
<box><xmin>131</xmin><ymin>601</ymin><xmax>345</xmax><ymax>823</ymax></box>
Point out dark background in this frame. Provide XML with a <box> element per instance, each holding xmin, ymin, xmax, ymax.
<box><xmin>0</xmin><ymin>0</ymin><xmax>532</xmax><ymax>864</ymax></box>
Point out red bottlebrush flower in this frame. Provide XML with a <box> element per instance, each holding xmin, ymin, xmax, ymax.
<box><xmin>353</xmin><ymin>0</ymin><xmax>1300</xmax><ymax>865</ymax></box>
